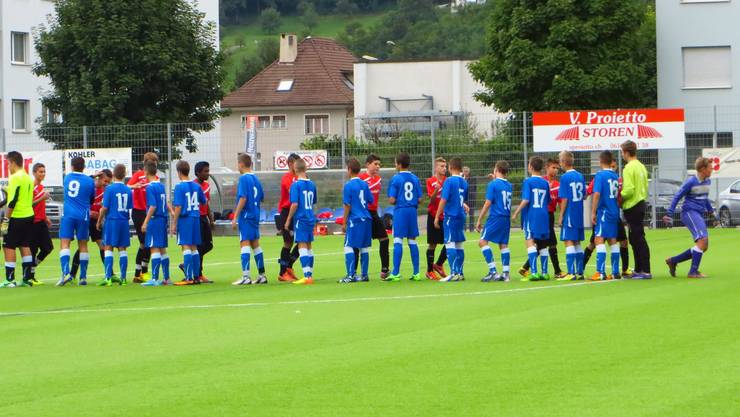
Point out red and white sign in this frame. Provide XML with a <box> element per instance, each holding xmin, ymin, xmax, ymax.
<box><xmin>533</xmin><ymin>108</ymin><xmax>686</xmax><ymax>152</ymax></box>
<box><xmin>0</xmin><ymin>150</ymin><xmax>64</xmax><ymax>187</ymax></box>
<box><xmin>274</xmin><ymin>150</ymin><xmax>328</xmax><ymax>170</ymax></box>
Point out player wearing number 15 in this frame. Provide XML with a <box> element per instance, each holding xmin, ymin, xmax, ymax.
<box><xmin>387</xmin><ymin>152</ymin><xmax>423</xmax><ymax>282</ymax></box>
<box><xmin>97</xmin><ymin>164</ymin><xmax>132</xmax><ymax>286</ymax></box>
<box><xmin>590</xmin><ymin>151</ymin><xmax>621</xmax><ymax>281</ymax></box>
<box><xmin>476</xmin><ymin>161</ymin><xmax>513</xmax><ymax>282</ymax></box>
<box><xmin>57</xmin><ymin>157</ymin><xmax>96</xmax><ymax>286</ymax></box>
<box><xmin>172</xmin><ymin>161</ymin><xmax>207</xmax><ymax>285</ymax></box>
<box><xmin>557</xmin><ymin>151</ymin><xmax>586</xmax><ymax>280</ymax></box>
<box><xmin>286</xmin><ymin>158</ymin><xmax>317</xmax><ymax>285</ymax></box>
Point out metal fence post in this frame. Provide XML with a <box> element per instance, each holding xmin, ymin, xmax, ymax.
<box><xmin>82</xmin><ymin>126</ymin><xmax>88</xmax><ymax>148</ymax></box>
<box><xmin>522</xmin><ymin>111</ymin><xmax>528</xmax><ymax>173</ymax></box>
<box><xmin>341</xmin><ymin>117</ymin><xmax>347</xmax><ymax>170</ymax></box>
<box><xmin>166</xmin><ymin>123</ymin><xmax>173</xmax><ymax>205</ymax></box>
<box><xmin>712</xmin><ymin>105</ymin><xmax>718</xmax><ymax>149</ymax></box>
<box><xmin>430</xmin><ymin>115</ymin><xmax>436</xmax><ymax>176</ymax></box>
<box><xmin>0</xmin><ymin>128</ymin><xmax>5</xmax><ymax>152</ymax></box>
<box><xmin>651</xmin><ymin>166</ymin><xmax>658</xmax><ymax>229</ymax></box>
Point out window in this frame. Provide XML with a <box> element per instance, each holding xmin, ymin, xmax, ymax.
<box><xmin>42</xmin><ymin>106</ymin><xmax>61</xmax><ymax>124</ymax></box>
<box><xmin>272</xmin><ymin>115</ymin><xmax>286</xmax><ymax>129</ymax></box>
<box><xmin>277</xmin><ymin>79</ymin><xmax>294</xmax><ymax>92</ymax></box>
<box><xmin>305</xmin><ymin>114</ymin><xmax>329</xmax><ymax>135</ymax></box>
<box><xmin>342</xmin><ymin>72</ymin><xmax>354</xmax><ymax>90</ymax></box>
<box><xmin>681</xmin><ymin>0</ymin><xmax>731</xmax><ymax>3</ymax></box>
<box><xmin>12</xmin><ymin>100</ymin><xmax>29</xmax><ymax>132</ymax></box>
<box><xmin>11</xmin><ymin>32</ymin><xmax>29</xmax><ymax>64</ymax></box>
<box><xmin>257</xmin><ymin>116</ymin><xmax>271</xmax><ymax>129</ymax></box>
<box><xmin>682</xmin><ymin>46</ymin><xmax>732</xmax><ymax>89</ymax></box>
<box><xmin>685</xmin><ymin>132</ymin><xmax>733</xmax><ymax>168</ymax></box>
<box><xmin>243</xmin><ymin>114</ymin><xmax>287</xmax><ymax>129</ymax></box>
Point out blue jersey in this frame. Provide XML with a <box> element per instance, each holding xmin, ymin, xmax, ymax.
<box><xmin>668</xmin><ymin>175</ymin><xmax>714</xmax><ymax>216</ymax></box>
<box><xmin>343</xmin><ymin>177</ymin><xmax>373</xmax><ymax>220</ymax></box>
<box><xmin>289</xmin><ymin>178</ymin><xmax>317</xmax><ymax>224</ymax></box>
<box><xmin>236</xmin><ymin>173</ymin><xmax>264</xmax><ymax>221</ymax></box>
<box><xmin>173</xmin><ymin>181</ymin><xmax>206</xmax><ymax>218</ymax></box>
<box><xmin>63</xmin><ymin>172</ymin><xmax>96</xmax><ymax>220</ymax></box>
<box><xmin>485</xmin><ymin>178</ymin><xmax>512</xmax><ymax>218</ymax></box>
<box><xmin>387</xmin><ymin>171</ymin><xmax>422</xmax><ymax>208</ymax></box>
<box><xmin>441</xmin><ymin>175</ymin><xmax>468</xmax><ymax>218</ymax></box>
<box><xmin>558</xmin><ymin>169</ymin><xmax>586</xmax><ymax>228</ymax></box>
<box><xmin>102</xmin><ymin>182</ymin><xmax>132</xmax><ymax>221</ymax></box>
<box><xmin>593</xmin><ymin>169</ymin><xmax>620</xmax><ymax>223</ymax></box>
<box><xmin>521</xmin><ymin>176</ymin><xmax>550</xmax><ymax>235</ymax></box>
<box><xmin>145</xmin><ymin>181</ymin><xmax>168</xmax><ymax>219</ymax></box>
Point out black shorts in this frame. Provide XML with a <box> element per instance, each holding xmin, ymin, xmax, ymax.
<box><xmin>89</xmin><ymin>216</ymin><xmax>102</xmax><ymax>242</ymax></box>
<box><xmin>199</xmin><ymin>215</ymin><xmax>213</xmax><ymax>246</ymax></box>
<box><xmin>276</xmin><ymin>207</ymin><xmax>294</xmax><ymax>242</ymax></box>
<box><xmin>369</xmin><ymin>211</ymin><xmax>388</xmax><ymax>240</ymax></box>
<box><xmin>4</xmin><ymin>216</ymin><xmax>34</xmax><ymax>249</ymax></box>
<box><xmin>426</xmin><ymin>214</ymin><xmax>444</xmax><ymax>245</ymax></box>
<box><xmin>546</xmin><ymin>212</ymin><xmax>557</xmax><ymax>246</ymax></box>
<box><xmin>30</xmin><ymin>221</ymin><xmax>53</xmax><ymax>252</ymax></box>
<box><xmin>132</xmin><ymin>209</ymin><xmax>147</xmax><ymax>244</ymax></box>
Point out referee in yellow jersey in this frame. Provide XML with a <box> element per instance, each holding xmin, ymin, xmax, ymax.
<box><xmin>1</xmin><ymin>151</ymin><xmax>36</xmax><ymax>287</ymax></box>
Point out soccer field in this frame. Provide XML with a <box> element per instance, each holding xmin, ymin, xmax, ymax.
<box><xmin>1</xmin><ymin>228</ymin><xmax>739</xmax><ymax>417</ymax></box>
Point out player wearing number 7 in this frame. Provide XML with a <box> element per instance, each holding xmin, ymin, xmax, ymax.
<box><xmin>556</xmin><ymin>151</ymin><xmax>586</xmax><ymax>281</ymax></box>
<box><xmin>97</xmin><ymin>164</ymin><xmax>133</xmax><ymax>286</ymax></box>
<box><xmin>57</xmin><ymin>157</ymin><xmax>96</xmax><ymax>286</ymax></box>
<box><xmin>590</xmin><ymin>151</ymin><xmax>621</xmax><ymax>281</ymax></box>
<box><xmin>171</xmin><ymin>161</ymin><xmax>207</xmax><ymax>286</ymax></box>
<box><xmin>141</xmin><ymin>161</ymin><xmax>172</xmax><ymax>286</ymax></box>
<box><xmin>339</xmin><ymin>158</ymin><xmax>374</xmax><ymax>283</ymax></box>
<box><xmin>231</xmin><ymin>154</ymin><xmax>267</xmax><ymax>286</ymax></box>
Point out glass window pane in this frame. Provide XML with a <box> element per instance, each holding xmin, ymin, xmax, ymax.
<box><xmin>12</xmin><ymin>33</ymin><xmax>27</xmax><ymax>63</ymax></box>
<box><xmin>13</xmin><ymin>101</ymin><xmax>27</xmax><ymax>131</ymax></box>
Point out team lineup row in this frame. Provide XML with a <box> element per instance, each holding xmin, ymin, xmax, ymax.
<box><xmin>0</xmin><ymin>140</ymin><xmax>717</xmax><ymax>288</ymax></box>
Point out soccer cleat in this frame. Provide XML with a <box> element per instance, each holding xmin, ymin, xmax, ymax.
<box><xmin>198</xmin><ymin>275</ymin><xmax>214</xmax><ymax>284</ymax></box>
<box><xmin>174</xmin><ymin>279</ymin><xmax>194</xmax><ymax>286</ymax></box>
<box><xmin>385</xmin><ymin>274</ymin><xmax>401</xmax><ymax>282</ymax></box>
<box><xmin>453</xmin><ymin>274</ymin><xmax>464</xmax><ymax>282</ymax></box>
<box><xmin>409</xmin><ymin>273</ymin><xmax>422</xmax><ymax>282</ymax></box>
<box><xmin>162</xmin><ymin>279</ymin><xmax>174</xmax><ymax>286</ymax></box>
<box><xmin>612</xmin><ymin>274</ymin><xmax>622</xmax><ymax>280</ymax></box>
<box><xmin>78</xmin><ymin>279</ymin><xmax>87</xmax><ymax>286</ymax></box>
<box><xmin>292</xmin><ymin>277</ymin><xmax>314</xmax><ymax>285</ymax></box>
<box><xmin>631</xmin><ymin>272</ymin><xmax>652</xmax><ymax>280</ymax></box>
<box><xmin>28</xmin><ymin>278</ymin><xmax>44</xmax><ymax>286</ymax></box>
<box><xmin>540</xmin><ymin>274</ymin><xmax>551</xmax><ymax>281</ymax></box>
<box><xmin>379</xmin><ymin>270</ymin><xmax>390</xmax><ymax>281</ymax></box>
<box><xmin>278</xmin><ymin>271</ymin><xmax>296</xmax><ymax>282</ymax></box>
<box><xmin>110</xmin><ymin>274</ymin><xmax>121</xmax><ymax>284</ymax></box>
<box><xmin>687</xmin><ymin>272</ymin><xmax>707</xmax><ymax>279</ymax></box>
<box><xmin>432</xmin><ymin>264</ymin><xmax>447</xmax><ymax>278</ymax></box>
<box><xmin>119</xmin><ymin>278</ymin><xmax>128</xmax><ymax>286</ymax></box>
<box><xmin>527</xmin><ymin>273</ymin><xmax>542</xmax><ymax>281</ymax></box>
<box><xmin>285</xmin><ymin>268</ymin><xmax>297</xmax><ymax>280</ymax></box>
<box><xmin>556</xmin><ymin>274</ymin><xmax>575</xmax><ymax>281</ymax></box>
<box><xmin>232</xmin><ymin>277</ymin><xmax>252</xmax><ymax>286</ymax></box>
<box><xmin>605</xmin><ymin>274</ymin><xmax>614</xmax><ymax>281</ymax></box>
<box><xmin>425</xmin><ymin>271</ymin><xmax>440</xmax><ymax>281</ymax></box>
<box><xmin>481</xmin><ymin>272</ymin><xmax>495</xmax><ymax>282</ymax></box>
<box><xmin>141</xmin><ymin>279</ymin><xmax>160</xmax><ymax>287</ymax></box>
<box><xmin>338</xmin><ymin>275</ymin><xmax>355</xmax><ymax>284</ymax></box>
<box><xmin>576</xmin><ymin>274</ymin><xmax>585</xmax><ymax>281</ymax></box>
<box><xmin>56</xmin><ymin>274</ymin><xmax>74</xmax><ymax>287</ymax></box>
<box><xmin>518</xmin><ymin>267</ymin><xmax>529</xmax><ymax>278</ymax></box>
<box><xmin>97</xmin><ymin>279</ymin><xmax>112</xmax><ymax>287</ymax></box>
<box><xmin>18</xmin><ymin>280</ymin><xmax>32</xmax><ymax>287</ymax></box>
<box><xmin>665</xmin><ymin>259</ymin><xmax>677</xmax><ymax>278</ymax></box>
<box><xmin>253</xmin><ymin>275</ymin><xmax>268</xmax><ymax>285</ymax></box>
<box><xmin>554</xmin><ymin>272</ymin><xmax>568</xmax><ymax>279</ymax></box>
<box><xmin>589</xmin><ymin>273</ymin><xmax>604</xmax><ymax>281</ymax></box>
<box><xmin>0</xmin><ymin>280</ymin><xmax>17</xmax><ymax>288</ymax></box>
<box><xmin>356</xmin><ymin>275</ymin><xmax>370</xmax><ymax>282</ymax></box>
<box><xmin>133</xmin><ymin>276</ymin><xmax>144</xmax><ymax>283</ymax></box>
<box><xmin>622</xmin><ymin>269</ymin><xmax>634</xmax><ymax>278</ymax></box>
<box><xmin>500</xmin><ymin>272</ymin><xmax>510</xmax><ymax>282</ymax></box>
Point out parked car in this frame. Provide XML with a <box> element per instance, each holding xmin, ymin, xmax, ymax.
<box><xmin>0</xmin><ymin>186</ymin><xmax>62</xmax><ymax>237</ymax></box>
<box><xmin>718</xmin><ymin>179</ymin><xmax>740</xmax><ymax>227</ymax></box>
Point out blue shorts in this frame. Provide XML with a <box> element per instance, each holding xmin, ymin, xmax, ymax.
<box><xmin>594</xmin><ymin>217</ymin><xmax>617</xmax><ymax>239</ymax></box>
<box><xmin>103</xmin><ymin>219</ymin><xmax>130</xmax><ymax>248</ymax></box>
<box><xmin>345</xmin><ymin>217</ymin><xmax>372</xmax><ymax>248</ymax></box>
<box><xmin>444</xmin><ymin>216</ymin><xmax>466</xmax><ymax>243</ymax></box>
<box><xmin>481</xmin><ymin>216</ymin><xmax>510</xmax><ymax>245</ymax></box>
<box><xmin>177</xmin><ymin>216</ymin><xmax>201</xmax><ymax>246</ymax></box>
<box><xmin>560</xmin><ymin>225</ymin><xmax>585</xmax><ymax>242</ymax></box>
<box><xmin>60</xmin><ymin>217</ymin><xmax>90</xmax><ymax>240</ymax></box>
<box><xmin>294</xmin><ymin>219</ymin><xmax>314</xmax><ymax>243</ymax></box>
<box><xmin>239</xmin><ymin>217</ymin><xmax>260</xmax><ymax>242</ymax></box>
<box><xmin>681</xmin><ymin>210</ymin><xmax>708</xmax><ymax>241</ymax></box>
<box><xmin>523</xmin><ymin>220</ymin><xmax>549</xmax><ymax>241</ymax></box>
<box><xmin>145</xmin><ymin>217</ymin><xmax>168</xmax><ymax>248</ymax></box>
<box><xmin>392</xmin><ymin>207</ymin><xmax>419</xmax><ymax>239</ymax></box>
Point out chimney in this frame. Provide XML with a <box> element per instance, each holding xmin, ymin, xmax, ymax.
<box><xmin>279</xmin><ymin>33</ymin><xmax>298</xmax><ymax>64</ymax></box>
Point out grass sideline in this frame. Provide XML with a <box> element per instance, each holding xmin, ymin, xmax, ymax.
<box><xmin>1</xmin><ymin>228</ymin><xmax>738</xmax><ymax>416</ymax></box>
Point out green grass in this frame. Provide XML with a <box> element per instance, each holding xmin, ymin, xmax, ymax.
<box><xmin>220</xmin><ymin>13</ymin><xmax>385</xmax><ymax>90</ymax></box>
<box><xmin>2</xmin><ymin>228</ymin><xmax>739</xmax><ymax>416</ymax></box>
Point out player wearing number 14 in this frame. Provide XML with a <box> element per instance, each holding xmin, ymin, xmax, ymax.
<box><xmin>172</xmin><ymin>161</ymin><xmax>207</xmax><ymax>285</ymax></box>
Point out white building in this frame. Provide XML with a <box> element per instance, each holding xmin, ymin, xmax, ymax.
<box><xmin>0</xmin><ymin>0</ymin><xmax>219</xmax><ymax>151</ymax></box>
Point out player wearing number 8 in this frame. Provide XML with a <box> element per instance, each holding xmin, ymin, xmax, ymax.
<box><xmin>557</xmin><ymin>151</ymin><xmax>586</xmax><ymax>280</ymax></box>
<box><xmin>386</xmin><ymin>152</ymin><xmax>423</xmax><ymax>282</ymax></box>
<box><xmin>172</xmin><ymin>161</ymin><xmax>207</xmax><ymax>285</ymax></box>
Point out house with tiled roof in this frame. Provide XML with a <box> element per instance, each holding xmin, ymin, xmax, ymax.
<box><xmin>220</xmin><ymin>34</ymin><xmax>356</xmax><ymax>170</ymax></box>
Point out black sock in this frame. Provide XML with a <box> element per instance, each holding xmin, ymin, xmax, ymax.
<box><xmin>379</xmin><ymin>239</ymin><xmax>389</xmax><ymax>272</ymax></box>
<box><xmin>353</xmin><ymin>248</ymin><xmax>360</xmax><ymax>274</ymax></box>
<box><xmin>583</xmin><ymin>247</ymin><xmax>594</xmax><ymax>266</ymax></box>
<box><xmin>99</xmin><ymin>249</ymin><xmax>105</xmax><ymax>263</ymax></box>
<box><xmin>135</xmin><ymin>248</ymin><xmax>143</xmax><ymax>277</ymax></box>
<box><xmin>5</xmin><ymin>264</ymin><xmax>15</xmax><ymax>282</ymax></box>
<box><xmin>549</xmin><ymin>246</ymin><xmax>561</xmax><ymax>274</ymax></box>
<box><xmin>141</xmin><ymin>248</ymin><xmax>150</xmax><ymax>273</ymax></box>
<box><xmin>279</xmin><ymin>247</ymin><xmax>289</xmax><ymax>274</ymax></box>
<box><xmin>436</xmin><ymin>246</ymin><xmax>447</xmax><ymax>266</ymax></box>
<box><xmin>199</xmin><ymin>254</ymin><xmax>205</xmax><ymax>277</ymax></box>
<box><xmin>522</xmin><ymin>260</ymin><xmax>530</xmax><ymax>271</ymax></box>
<box><xmin>289</xmin><ymin>245</ymin><xmax>300</xmax><ymax>267</ymax></box>
<box><xmin>22</xmin><ymin>261</ymin><xmax>33</xmax><ymax>281</ymax></box>
<box><xmin>70</xmin><ymin>250</ymin><xmax>80</xmax><ymax>278</ymax></box>
<box><xmin>426</xmin><ymin>248</ymin><xmax>435</xmax><ymax>272</ymax></box>
<box><xmin>620</xmin><ymin>247</ymin><xmax>629</xmax><ymax>272</ymax></box>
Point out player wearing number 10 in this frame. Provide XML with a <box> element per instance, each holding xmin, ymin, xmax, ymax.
<box><xmin>286</xmin><ymin>158</ymin><xmax>317</xmax><ymax>285</ymax></box>
<box><xmin>97</xmin><ymin>164</ymin><xmax>133</xmax><ymax>286</ymax></box>
<box><xmin>57</xmin><ymin>157</ymin><xmax>96</xmax><ymax>286</ymax></box>
<box><xmin>557</xmin><ymin>151</ymin><xmax>586</xmax><ymax>280</ymax></box>
<box><xmin>172</xmin><ymin>161</ymin><xmax>207</xmax><ymax>285</ymax></box>
<box><xmin>590</xmin><ymin>151</ymin><xmax>621</xmax><ymax>281</ymax></box>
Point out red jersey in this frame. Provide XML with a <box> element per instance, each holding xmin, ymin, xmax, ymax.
<box><xmin>196</xmin><ymin>178</ymin><xmax>211</xmax><ymax>216</ymax></box>
<box><xmin>91</xmin><ymin>186</ymin><xmax>105</xmax><ymax>214</ymax></box>
<box><xmin>548</xmin><ymin>177</ymin><xmax>560</xmax><ymax>213</ymax></box>
<box><xmin>426</xmin><ymin>175</ymin><xmax>446</xmax><ymax>216</ymax></box>
<box><xmin>128</xmin><ymin>170</ymin><xmax>149</xmax><ymax>211</ymax></box>
<box><xmin>358</xmin><ymin>172</ymin><xmax>381</xmax><ymax>212</ymax></box>
<box><xmin>278</xmin><ymin>172</ymin><xmax>296</xmax><ymax>210</ymax></box>
<box><xmin>33</xmin><ymin>183</ymin><xmax>47</xmax><ymax>223</ymax></box>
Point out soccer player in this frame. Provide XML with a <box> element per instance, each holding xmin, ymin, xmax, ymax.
<box><xmin>386</xmin><ymin>152</ymin><xmax>423</xmax><ymax>282</ymax></box>
<box><xmin>141</xmin><ymin>161</ymin><xmax>171</xmax><ymax>286</ymax></box>
<box><xmin>340</xmin><ymin>158</ymin><xmax>374</xmax><ymax>283</ymax></box>
<box><xmin>589</xmin><ymin>151</ymin><xmax>621</xmax><ymax>281</ymax></box>
<box><xmin>129</xmin><ymin>152</ymin><xmax>159</xmax><ymax>283</ymax></box>
<box><xmin>511</xmin><ymin>156</ymin><xmax>551</xmax><ymax>281</ymax></box>
<box><xmin>71</xmin><ymin>169</ymin><xmax>111</xmax><ymax>280</ymax></box>
<box><xmin>29</xmin><ymin>163</ymin><xmax>53</xmax><ymax>285</ymax></box>
<box><xmin>357</xmin><ymin>154</ymin><xmax>390</xmax><ymax>279</ymax></box>
<box><xmin>194</xmin><ymin>161</ymin><xmax>214</xmax><ymax>283</ymax></box>
<box><xmin>519</xmin><ymin>158</ymin><xmax>563</xmax><ymax>278</ymax></box>
<box><xmin>0</xmin><ymin>151</ymin><xmax>36</xmax><ymax>288</ymax></box>
<box><xmin>556</xmin><ymin>151</ymin><xmax>586</xmax><ymax>281</ymax></box>
<box><xmin>57</xmin><ymin>157</ymin><xmax>96</xmax><ymax>286</ymax></box>
<box><xmin>476</xmin><ymin>160</ymin><xmax>513</xmax><ymax>282</ymax></box>
<box><xmin>97</xmin><ymin>164</ymin><xmax>133</xmax><ymax>286</ymax></box>
<box><xmin>664</xmin><ymin>157</ymin><xmax>718</xmax><ymax>278</ymax></box>
<box><xmin>231</xmin><ymin>154</ymin><xmax>267</xmax><ymax>286</ymax></box>
<box><xmin>435</xmin><ymin>157</ymin><xmax>468</xmax><ymax>282</ymax></box>
<box><xmin>172</xmin><ymin>161</ymin><xmax>207</xmax><ymax>286</ymax></box>
<box><xmin>425</xmin><ymin>157</ymin><xmax>448</xmax><ymax>280</ymax></box>
<box><xmin>276</xmin><ymin>153</ymin><xmax>301</xmax><ymax>281</ymax></box>
<box><xmin>284</xmin><ymin>158</ymin><xmax>317</xmax><ymax>285</ymax></box>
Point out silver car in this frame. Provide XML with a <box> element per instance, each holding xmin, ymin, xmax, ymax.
<box><xmin>718</xmin><ymin>179</ymin><xmax>740</xmax><ymax>227</ymax></box>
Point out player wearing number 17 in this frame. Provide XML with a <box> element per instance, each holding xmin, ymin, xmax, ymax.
<box><xmin>97</xmin><ymin>164</ymin><xmax>133</xmax><ymax>286</ymax></box>
<box><xmin>285</xmin><ymin>158</ymin><xmax>317</xmax><ymax>285</ymax></box>
<box><xmin>435</xmin><ymin>157</ymin><xmax>468</xmax><ymax>282</ymax></box>
<box><xmin>172</xmin><ymin>161</ymin><xmax>207</xmax><ymax>286</ymax></box>
<box><xmin>511</xmin><ymin>156</ymin><xmax>551</xmax><ymax>281</ymax></box>
<box><xmin>556</xmin><ymin>151</ymin><xmax>586</xmax><ymax>281</ymax></box>
<box><xmin>590</xmin><ymin>151</ymin><xmax>621</xmax><ymax>281</ymax></box>
<box><xmin>141</xmin><ymin>161</ymin><xmax>172</xmax><ymax>286</ymax></box>
<box><xmin>57</xmin><ymin>157</ymin><xmax>96</xmax><ymax>286</ymax></box>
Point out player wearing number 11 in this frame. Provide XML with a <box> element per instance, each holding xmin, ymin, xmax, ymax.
<box><xmin>172</xmin><ymin>161</ymin><xmax>207</xmax><ymax>286</ymax></box>
<box><xmin>97</xmin><ymin>164</ymin><xmax>132</xmax><ymax>286</ymax></box>
<box><xmin>557</xmin><ymin>151</ymin><xmax>586</xmax><ymax>280</ymax></box>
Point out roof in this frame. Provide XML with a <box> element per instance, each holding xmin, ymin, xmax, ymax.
<box><xmin>222</xmin><ymin>37</ymin><xmax>357</xmax><ymax>109</ymax></box>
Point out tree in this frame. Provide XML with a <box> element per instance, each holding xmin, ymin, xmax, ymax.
<box><xmin>299</xmin><ymin>2</ymin><xmax>319</xmax><ymax>33</ymax></box>
<box><xmin>469</xmin><ymin>0</ymin><xmax>657</xmax><ymax>111</ymax></box>
<box><xmin>34</xmin><ymin>0</ymin><xmax>225</xmax><ymax>159</ymax></box>
<box><xmin>233</xmin><ymin>38</ymin><xmax>280</xmax><ymax>87</ymax></box>
<box><xmin>335</xmin><ymin>0</ymin><xmax>359</xmax><ymax>16</ymax></box>
<box><xmin>260</xmin><ymin>7</ymin><xmax>282</xmax><ymax>34</ymax></box>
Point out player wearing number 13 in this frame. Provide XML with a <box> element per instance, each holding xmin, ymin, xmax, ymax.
<box><xmin>57</xmin><ymin>157</ymin><xmax>96</xmax><ymax>286</ymax></box>
<box><xmin>557</xmin><ymin>151</ymin><xmax>586</xmax><ymax>279</ymax></box>
<box><xmin>172</xmin><ymin>161</ymin><xmax>207</xmax><ymax>285</ymax></box>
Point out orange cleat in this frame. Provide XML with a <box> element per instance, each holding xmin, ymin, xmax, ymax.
<box><xmin>589</xmin><ymin>272</ymin><xmax>604</xmax><ymax>281</ymax></box>
<box><xmin>425</xmin><ymin>271</ymin><xmax>440</xmax><ymax>281</ymax></box>
<box><xmin>278</xmin><ymin>271</ymin><xmax>297</xmax><ymax>282</ymax></box>
<box><xmin>432</xmin><ymin>264</ymin><xmax>447</xmax><ymax>278</ymax></box>
<box><xmin>292</xmin><ymin>277</ymin><xmax>314</xmax><ymax>285</ymax></box>
<box><xmin>286</xmin><ymin>268</ymin><xmax>297</xmax><ymax>280</ymax></box>
<box><xmin>174</xmin><ymin>279</ymin><xmax>195</xmax><ymax>286</ymax></box>
<box><xmin>197</xmin><ymin>275</ymin><xmax>214</xmax><ymax>284</ymax></box>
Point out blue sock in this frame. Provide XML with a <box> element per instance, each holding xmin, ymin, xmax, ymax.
<box><xmin>689</xmin><ymin>246</ymin><xmax>703</xmax><ymax>274</ymax></box>
<box><xmin>455</xmin><ymin>243</ymin><xmax>465</xmax><ymax>276</ymax></box>
<box><xmin>610</xmin><ymin>245</ymin><xmax>620</xmax><ymax>276</ymax></box>
<box><xmin>79</xmin><ymin>252</ymin><xmax>89</xmax><ymax>279</ymax></box>
<box><xmin>565</xmin><ymin>247</ymin><xmax>576</xmax><ymax>275</ymax></box>
<box><xmin>299</xmin><ymin>248</ymin><xmax>312</xmax><ymax>278</ymax></box>
<box><xmin>60</xmin><ymin>249</ymin><xmax>71</xmax><ymax>277</ymax></box>
<box><xmin>162</xmin><ymin>254</ymin><xmax>170</xmax><ymax>280</ymax></box>
<box><xmin>182</xmin><ymin>250</ymin><xmax>192</xmax><ymax>280</ymax></box>
<box><xmin>539</xmin><ymin>249</ymin><xmax>549</xmax><ymax>275</ymax></box>
<box><xmin>446</xmin><ymin>245</ymin><xmax>457</xmax><ymax>275</ymax></box>
<box><xmin>151</xmin><ymin>253</ymin><xmax>162</xmax><ymax>281</ymax></box>
<box><xmin>527</xmin><ymin>247</ymin><xmax>538</xmax><ymax>275</ymax></box>
<box><xmin>409</xmin><ymin>240</ymin><xmax>419</xmax><ymax>275</ymax></box>
<box><xmin>190</xmin><ymin>252</ymin><xmax>199</xmax><ymax>280</ymax></box>
<box><xmin>501</xmin><ymin>248</ymin><xmax>510</xmax><ymax>274</ymax></box>
<box><xmin>596</xmin><ymin>244</ymin><xmax>606</xmax><ymax>275</ymax></box>
<box><xmin>575</xmin><ymin>246</ymin><xmax>584</xmax><ymax>275</ymax></box>
<box><xmin>254</xmin><ymin>247</ymin><xmax>265</xmax><ymax>274</ymax></box>
<box><xmin>308</xmin><ymin>249</ymin><xmax>314</xmax><ymax>269</ymax></box>
<box><xmin>392</xmin><ymin>239</ymin><xmax>403</xmax><ymax>275</ymax></box>
<box><xmin>104</xmin><ymin>251</ymin><xmax>114</xmax><ymax>279</ymax></box>
<box><xmin>360</xmin><ymin>248</ymin><xmax>369</xmax><ymax>277</ymax></box>
<box><xmin>481</xmin><ymin>245</ymin><xmax>495</xmax><ymax>273</ymax></box>
<box><xmin>240</xmin><ymin>246</ymin><xmax>251</xmax><ymax>277</ymax></box>
<box><xmin>119</xmin><ymin>252</ymin><xmax>128</xmax><ymax>280</ymax></box>
<box><xmin>344</xmin><ymin>247</ymin><xmax>355</xmax><ymax>277</ymax></box>
<box><xmin>671</xmin><ymin>248</ymin><xmax>692</xmax><ymax>264</ymax></box>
